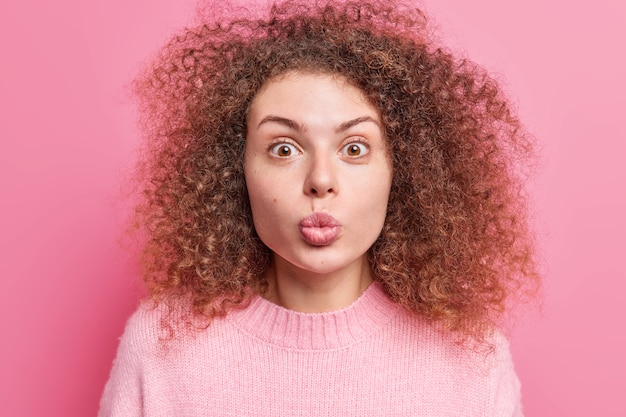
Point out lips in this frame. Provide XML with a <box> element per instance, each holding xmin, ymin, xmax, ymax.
<box><xmin>299</xmin><ymin>212</ymin><xmax>342</xmax><ymax>246</ymax></box>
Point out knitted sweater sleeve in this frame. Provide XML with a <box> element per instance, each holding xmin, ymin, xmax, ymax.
<box><xmin>98</xmin><ymin>306</ymin><xmax>150</xmax><ymax>417</ymax></box>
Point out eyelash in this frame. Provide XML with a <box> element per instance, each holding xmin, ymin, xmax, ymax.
<box><xmin>267</xmin><ymin>138</ymin><xmax>370</xmax><ymax>158</ymax></box>
<box><xmin>268</xmin><ymin>139</ymin><xmax>301</xmax><ymax>157</ymax></box>
<box><xmin>340</xmin><ymin>138</ymin><xmax>369</xmax><ymax>158</ymax></box>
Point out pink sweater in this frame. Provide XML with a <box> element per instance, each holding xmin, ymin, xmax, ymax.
<box><xmin>99</xmin><ymin>282</ymin><xmax>523</xmax><ymax>416</ymax></box>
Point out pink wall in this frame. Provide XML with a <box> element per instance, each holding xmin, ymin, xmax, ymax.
<box><xmin>1</xmin><ymin>0</ymin><xmax>624</xmax><ymax>415</ymax></box>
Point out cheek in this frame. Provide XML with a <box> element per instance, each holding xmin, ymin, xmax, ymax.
<box><xmin>366</xmin><ymin>163</ymin><xmax>393</xmax><ymax>202</ymax></box>
<box><xmin>245</xmin><ymin>177</ymin><xmax>266</xmax><ymax>215</ymax></box>
<box><xmin>245</xmin><ymin>182</ymin><xmax>271</xmax><ymax>240</ymax></box>
<box><xmin>245</xmin><ymin>182</ymin><xmax>293</xmax><ymax>251</ymax></box>
<box><xmin>243</xmin><ymin>159</ymin><xmax>264</xmax><ymax>206</ymax></box>
<box><xmin>244</xmin><ymin>158</ymin><xmax>295</xmax><ymax>211</ymax></box>
<box><xmin>245</xmin><ymin>173</ymin><xmax>285</xmax><ymax>228</ymax></box>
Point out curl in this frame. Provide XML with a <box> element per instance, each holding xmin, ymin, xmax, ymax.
<box><xmin>131</xmin><ymin>0</ymin><xmax>539</xmax><ymax>343</ymax></box>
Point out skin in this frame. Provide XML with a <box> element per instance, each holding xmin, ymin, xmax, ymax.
<box><xmin>244</xmin><ymin>71</ymin><xmax>393</xmax><ymax>313</ymax></box>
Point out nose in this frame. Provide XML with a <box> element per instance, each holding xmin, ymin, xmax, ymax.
<box><xmin>303</xmin><ymin>153</ymin><xmax>337</xmax><ymax>197</ymax></box>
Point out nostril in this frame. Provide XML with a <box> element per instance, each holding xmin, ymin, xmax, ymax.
<box><xmin>307</xmin><ymin>186</ymin><xmax>334</xmax><ymax>196</ymax></box>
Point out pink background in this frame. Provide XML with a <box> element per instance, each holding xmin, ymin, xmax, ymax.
<box><xmin>1</xmin><ymin>0</ymin><xmax>624</xmax><ymax>415</ymax></box>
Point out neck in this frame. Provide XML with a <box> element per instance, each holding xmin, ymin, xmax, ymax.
<box><xmin>263</xmin><ymin>255</ymin><xmax>373</xmax><ymax>313</ymax></box>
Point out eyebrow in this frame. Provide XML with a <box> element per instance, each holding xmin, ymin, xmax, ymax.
<box><xmin>256</xmin><ymin>115</ymin><xmax>380</xmax><ymax>133</ymax></box>
<box><xmin>256</xmin><ymin>116</ymin><xmax>302</xmax><ymax>131</ymax></box>
<box><xmin>336</xmin><ymin>116</ymin><xmax>380</xmax><ymax>133</ymax></box>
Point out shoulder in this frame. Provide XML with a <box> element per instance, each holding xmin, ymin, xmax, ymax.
<box><xmin>119</xmin><ymin>301</ymin><xmax>167</xmax><ymax>346</ymax></box>
<box><xmin>105</xmin><ymin>301</ymin><xmax>167</xmax><ymax>373</ymax></box>
<box><xmin>485</xmin><ymin>330</ymin><xmax>522</xmax><ymax>414</ymax></box>
<box><xmin>98</xmin><ymin>302</ymin><xmax>165</xmax><ymax>417</ymax></box>
<box><xmin>117</xmin><ymin>299</ymin><xmax>248</xmax><ymax>361</ymax></box>
<box><xmin>477</xmin><ymin>329</ymin><xmax>518</xmax><ymax>384</ymax></box>
<box><xmin>389</xmin><ymin>314</ymin><xmax>522</xmax><ymax>408</ymax></box>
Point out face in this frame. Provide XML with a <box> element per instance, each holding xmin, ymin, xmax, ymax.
<box><xmin>244</xmin><ymin>71</ymin><xmax>393</xmax><ymax>276</ymax></box>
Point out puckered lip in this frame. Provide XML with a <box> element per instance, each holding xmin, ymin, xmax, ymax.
<box><xmin>299</xmin><ymin>212</ymin><xmax>341</xmax><ymax>228</ymax></box>
<box><xmin>299</xmin><ymin>212</ymin><xmax>342</xmax><ymax>246</ymax></box>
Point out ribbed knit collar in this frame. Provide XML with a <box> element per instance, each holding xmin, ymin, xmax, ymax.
<box><xmin>227</xmin><ymin>281</ymin><xmax>400</xmax><ymax>351</ymax></box>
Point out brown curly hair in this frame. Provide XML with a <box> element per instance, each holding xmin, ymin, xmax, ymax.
<box><xmin>132</xmin><ymin>0</ymin><xmax>539</xmax><ymax>342</ymax></box>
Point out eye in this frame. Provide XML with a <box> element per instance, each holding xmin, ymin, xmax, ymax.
<box><xmin>341</xmin><ymin>142</ymin><xmax>369</xmax><ymax>157</ymax></box>
<box><xmin>270</xmin><ymin>143</ymin><xmax>299</xmax><ymax>157</ymax></box>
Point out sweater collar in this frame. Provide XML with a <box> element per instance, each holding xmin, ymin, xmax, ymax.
<box><xmin>226</xmin><ymin>281</ymin><xmax>400</xmax><ymax>350</ymax></box>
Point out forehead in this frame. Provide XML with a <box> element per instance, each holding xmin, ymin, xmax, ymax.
<box><xmin>247</xmin><ymin>71</ymin><xmax>380</xmax><ymax>123</ymax></box>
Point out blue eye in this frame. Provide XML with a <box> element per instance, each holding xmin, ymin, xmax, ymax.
<box><xmin>270</xmin><ymin>143</ymin><xmax>299</xmax><ymax>157</ymax></box>
<box><xmin>341</xmin><ymin>142</ymin><xmax>368</xmax><ymax>157</ymax></box>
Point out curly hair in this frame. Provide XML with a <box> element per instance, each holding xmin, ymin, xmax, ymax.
<box><xmin>132</xmin><ymin>0</ymin><xmax>539</xmax><ymax>342</ymax></box>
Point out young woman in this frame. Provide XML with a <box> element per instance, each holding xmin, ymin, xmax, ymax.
<box><xmin>100</xmin><ymin>1</ymin><xmax>539</xmax><ymax>415</ymax></box>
